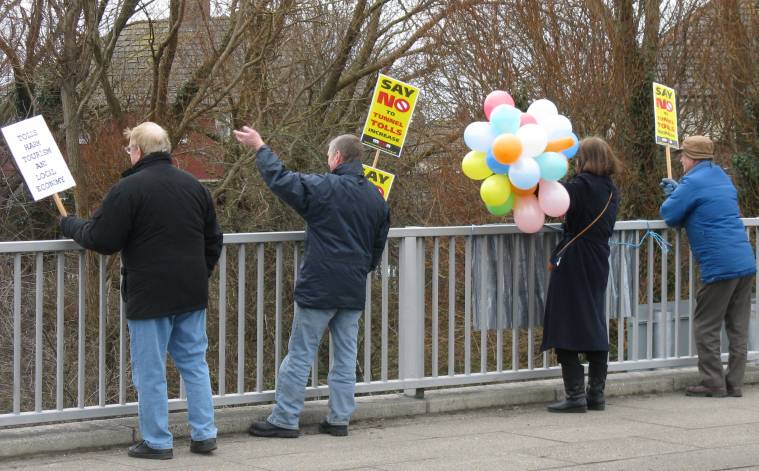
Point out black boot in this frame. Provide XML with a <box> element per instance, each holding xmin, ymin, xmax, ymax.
<box><xmin>547</xmin><ymin>362</ymin><xmax>587</xmax><ymax>413</ymax></box>
<box><xmin>587</xmin><ymin>361</ymin><xmax>607</xmax><ymax>411</ymax></box>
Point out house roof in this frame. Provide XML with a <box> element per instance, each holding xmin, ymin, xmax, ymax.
<box><xmin>108</xmin><ymin>15</ymin><xmax>230</xmax><ymax>108</ymax></box>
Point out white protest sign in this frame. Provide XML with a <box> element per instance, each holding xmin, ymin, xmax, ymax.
<box><xmin>1</xmin><ymin>115</ymin><xmax>76</xmax><ymax>201</ymax></box>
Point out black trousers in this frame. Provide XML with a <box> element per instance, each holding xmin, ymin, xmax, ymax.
<box><xmin>556</xmin><ymin>349</ymin><xmax>607</xmax><ymax>368</ymax></box>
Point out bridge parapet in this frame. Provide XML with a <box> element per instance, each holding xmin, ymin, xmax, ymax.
<box><xmin>0</xmin><ymin>219</ymin><xmax>757</xmax><ymax>427</ymax></box>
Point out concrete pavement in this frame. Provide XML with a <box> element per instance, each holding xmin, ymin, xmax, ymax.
<box><xmin>3</xmin><ymin>385</ymin><xmax>759</xmax><ymax>470</ymax></box>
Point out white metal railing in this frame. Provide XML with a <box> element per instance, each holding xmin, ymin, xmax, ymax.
<box><xmin>0</xmin><ymin>219</ymin><xmax>757</xmax><ymax>427</ymax></box>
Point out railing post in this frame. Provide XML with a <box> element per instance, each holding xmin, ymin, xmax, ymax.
<box><xmin>399</xmin><ymin>235</ymin><xmax>424</xmax><ymax>397</ymax></box>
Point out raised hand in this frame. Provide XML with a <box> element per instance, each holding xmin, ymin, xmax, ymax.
<box><xmin>233</xmin><ymin>126</ymin><xmax>265</xmax><ymax>151</ymax></box>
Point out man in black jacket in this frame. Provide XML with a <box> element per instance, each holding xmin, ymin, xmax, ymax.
<box><xmin>60</xmin><ymin>122</ymin><xmax>223</xmax><ymax>460</ymax></box>
<box><xmin>233</xmin><ymin>126</ymin><xmax>390</xmax><ymax>438</ymax></box>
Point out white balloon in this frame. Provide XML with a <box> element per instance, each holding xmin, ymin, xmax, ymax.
<box><xmin>516</xmin><ymin>123</ymin><xmax>548</xmax><ymax>159</ymax></box>
<box><xmin>543</xmin><ymin>115</ymin><xmax>573</xmax><ymax>141</ymax></box>
<box><xmin>508</xmin><ymin>156</ymin><xmax>541</xmax><ymax>190</ymax></box>
<box><xmin>526</xmin><ymin>99</ymin><xmax>559</xmax><ymax>125</ymax></box>
<box><xmin>463</xmin><ymin>121</ymin><xmax>494</xmax><ymax>152</ymax></box>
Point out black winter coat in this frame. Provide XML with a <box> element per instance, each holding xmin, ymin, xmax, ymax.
<box><xmin>256</xmin><ymin>146</ymin><xmax>390</xmax><ymax>310</ymax></box>
<box><xmin>541</xmin><ymin>172</ymin><xmax>619</xmax><ymax>352</ymax></box>
<box><xmin>60</xmin><ymin>153</ymin><xmax>223</xmax><ymax>320</ymax></box>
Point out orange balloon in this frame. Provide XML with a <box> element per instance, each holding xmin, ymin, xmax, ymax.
<box><xmin>512</xmin><ymin>184</ymin><xmax>537</xmax><ymax>196</ymax></box>
<box><xmin>492</xmin><ymin>134</ymin><xmax>522</xmax><ymax>164</ymax></box>
<box><xmin>545</xmin><ymin>136</ymin><xmax>575</xmax><ymax>152</ymax></box>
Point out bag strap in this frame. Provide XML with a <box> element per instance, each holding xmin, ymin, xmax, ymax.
<box><xmin>555</xmin><ymin>191</ymin><xmax>613</xmax><ymax>259</ymax></box>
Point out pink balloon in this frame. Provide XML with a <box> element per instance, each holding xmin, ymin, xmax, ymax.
<box><xmin>513</xmin><ymin>194</ymin><xmax>545</xmax><ymax>233</ymax></box>
<box><xmin>520</xmin><ymin>113</ymin><xmax>538</xmax><ymax>127</ymax></box>
<box><xmin>538</xmin><ymin>180</ymin><xmax>570</xmax><ymax>217</ymax></box>
<box><xmin>484</xmin><ymin>90</ymin><xmax>515</xmax><ymax>120</ymax></box>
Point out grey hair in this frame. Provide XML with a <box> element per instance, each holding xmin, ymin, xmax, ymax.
<box><xmin>123</xmin><ymin>122</ymin><xmax>172</xmax><ymax>155</ymax></box>
<box><xmin>328</xmin><ymin>135</ymin><xmax>364</xmax><ymax>163</ymax></box>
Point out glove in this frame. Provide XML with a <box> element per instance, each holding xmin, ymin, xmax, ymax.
<box><xmin>59</xmin><ymin>216</ymin><xmax>71</xmax><ymax>236</ymax></box>
<box><xmin>659</xmin><ymin>178</ymin><xmax>678</xmax><ymax>197</ymax></box>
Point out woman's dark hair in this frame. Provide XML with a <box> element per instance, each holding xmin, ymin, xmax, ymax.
<box><xmin>574</xmin><ymin>137</ymin><xmax>622</xmax><ymax>176</ymax></box>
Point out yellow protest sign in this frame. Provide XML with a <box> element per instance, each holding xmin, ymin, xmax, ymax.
<box><xmin>360</xmin><ymin>74</ymin><xmax>420</xmax><ymax>158</ymax></box>
<box><xmin>653</xmin><ymin>82</ymin><xmax>679</xmax><ymax>148</ymax></box>
<box><xmin>363</xmin><ymin>165</ymin><xmax>395</xmax><ymax>201</ymax></box>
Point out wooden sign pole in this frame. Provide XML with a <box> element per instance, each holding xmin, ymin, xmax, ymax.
<box><xmin>372</xmin><ymin>149</ymin><xmax>380</xmax><ymax>168</ymax></box>
<box><xmin>52</xmin><ymin>193</ymin><xmax>67</xmax><ymax>217</ymax></box>
<box><xmin>665</xmin><ymin>146</ymin><xmax>673</xmax><ymax>179</ymax></box>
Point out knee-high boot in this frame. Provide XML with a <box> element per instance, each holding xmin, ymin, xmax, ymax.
<box><xmin>587</xmin><ymin>361</ymin><xmax>607</xmax><ymax>411</ymax></box>
<box><xmin>547</xmin><ymin>361</ymin><xmax>587</xmax><ymax>413</ymax></box>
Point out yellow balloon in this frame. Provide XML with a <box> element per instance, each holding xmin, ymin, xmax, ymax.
<box><xmin>461</xmin><ymin>151</ymin><xmax>493</xmax><ymax>180</ymax></box>
<box><xmin>480</xmin><ymin>174</ymin><xmax>512</xmax><ymax>206</ymax></box>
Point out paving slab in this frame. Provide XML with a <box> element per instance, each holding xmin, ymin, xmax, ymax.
<box><xmin>645</xmin><ymin>421</ymin><xmax>759</xmax><ymax>448</ymax></box>
<box><xmin>554</xmin><ymin>444</ymin><xmax>759</xmax><ymax>471</ymax></box>
<box><xmin>613</xmin><ymin>401</ymin><xmax>759</xmax><ymax>429</ymax></box>
<box><xmin>516</xmin><ymin>435</ymin><xmax>698</xmax><ymax>465</ymax></box>
<box><xmin>376</xmin><ymin>453</ymin><xmax>571</xmax><ymax>471</ymax></box>
<box><xmin>509</xmin><ymin>415</ymin><xmax>681</xmax><ymax>443</ymax></box>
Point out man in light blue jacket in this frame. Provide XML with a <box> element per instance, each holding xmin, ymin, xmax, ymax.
<box><xmin>660</xmin><ymin>135</ymin><xmax>756</xmax><ymax>398</ymax></box>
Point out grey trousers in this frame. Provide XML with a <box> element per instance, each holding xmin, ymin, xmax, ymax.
<box><xmin>693</xmin><ymin>275</ymin><xmax>754</xmax><ymax>390</ymax></box>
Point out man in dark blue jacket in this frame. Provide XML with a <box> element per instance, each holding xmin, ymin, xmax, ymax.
<box><xmin>61</xmin><ymin>122</ymin><xmax>222</xmax><ymax>459</ymax></box>
<box><xmin>233</xmin><ymin>126</ymin><xmax>390</xmax><ymax>437</ymax></box>
<box><xmin>660</xmin><ymin>135</ymin><xmax>756</xmax><ymax>398</ymax></box>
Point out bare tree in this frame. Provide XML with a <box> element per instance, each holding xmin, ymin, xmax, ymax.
<box><xmin>208</xmin><ymin>0</ymin><xmax>475</xmax><ymax>232</ymax></box>
<box><xmin>52</xmin><ymin>0</ymin><xmax>140</xmax><ymax>215</ymax></box>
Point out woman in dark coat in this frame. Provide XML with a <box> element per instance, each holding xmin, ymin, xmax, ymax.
<box><xmin>541</xmin><ymin>137</ymin><xmax>621</xmax><ymax>413</ymax></box>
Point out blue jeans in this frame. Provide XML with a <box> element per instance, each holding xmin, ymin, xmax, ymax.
<box><xmin>128</xmin><ymin>309</ymin><xmax>217</xmax><ymax>449</ymax></box>
<box><xmin>268</xmin><ymin>304</ymin><xmax>362</xmax><ymax>430</ymax></box>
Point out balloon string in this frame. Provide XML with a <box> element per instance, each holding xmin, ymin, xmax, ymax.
<box><xmin>611</xmin><ymin>230</ymin><xmax>672</xmax><ymax>254</ymax></box>
<box><xmin>544</xmin><ymin>226</ymin><xmax>672</xmax><ymax>254</ymax></box>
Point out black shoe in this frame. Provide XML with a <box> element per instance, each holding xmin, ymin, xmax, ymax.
<box><xmin>127</xmin><ymin>441</ymin><xmax>173</xmax><ymax>460</ymax></box>
<box><xmin>319</xmin><ymin>419</ymin><xmax>348</xmax><ymax>437</ymax></box>
<box><xmin>190</xmin><ymin>437</ymin><xmax>217</xmax><ymax>454</ymax></box>
<box><xmin>249</xmin><ymin>420</ymin><xmax>300</xmax><ymax>438</ymax></box>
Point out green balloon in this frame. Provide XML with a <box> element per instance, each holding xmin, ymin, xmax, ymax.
<box><xmin>486</xmin><ymin>192</ymin><xmax>515</xmax><ymax>216</ymax></box>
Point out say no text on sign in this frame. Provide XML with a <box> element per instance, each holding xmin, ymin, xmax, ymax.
<box><xmin>1</xmin><ymin>115</ymin><xmax>76</xmax><ymax>201</ymax></box>
<box><xmin>363</xmin><ymin>164</ymin><xmax>395</xmax><ymax>201</ymax></box>
<box><xmin>653</xmin><ymin>82</ymin><xmax>679</xmax><ymax>148</ymax></box>
<box><xmin>360</xmin><ymin>74</ymin><xmax>420</xmax><ymax>158</ymax></box>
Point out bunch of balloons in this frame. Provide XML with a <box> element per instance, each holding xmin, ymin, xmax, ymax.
<box><xmin>461</xmin><ymin>90</ymin><xmax>579</xmax><ymax>233</ymax></box>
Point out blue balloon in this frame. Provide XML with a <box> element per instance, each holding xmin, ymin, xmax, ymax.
<box><xmin>489</xmin><ymin>104</ymin><xmax>521</xmax><ymax>136</ymax></box>
<box><xmin>486</xmin><ymin>148</ymin><xmax>510</xmax><ymax>174</ymax></box>
<box><xmin>535</xmin><ymin>152</ymin><xmax>568</xmax><ymax>181</ymax></box>
<box><xmin>562</xmin><ymin>133</ymin><xmax>580</xmax><ymax>159</ymax></box>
